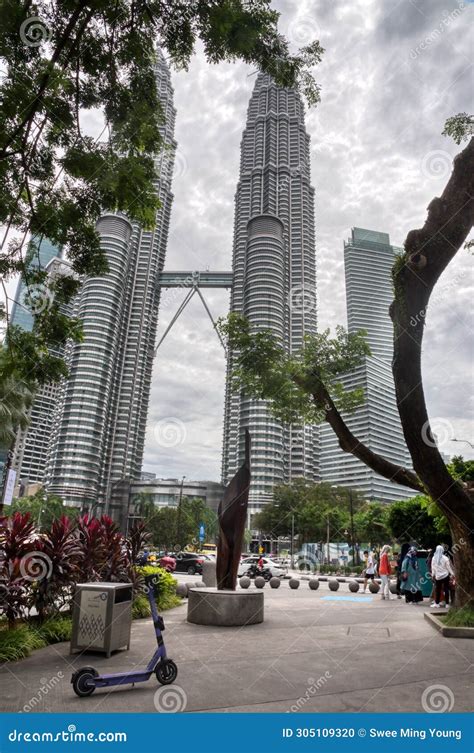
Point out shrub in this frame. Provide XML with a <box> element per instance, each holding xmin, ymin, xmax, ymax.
<box><xmin>36</xmin><ymin>616</ymin><xmax>72</xmax><ymax>644</ymax></box>
<box><xmin>31</xmin><ymin>516</ymin><xmax>82</xmax><ymax>620</ymax></box>
<box><xmin>0</xmin><ymin>625</ymin><xmax>46</xmax><ymax>662</ymax></box>
<box><xmin>0</xmin><ymin>512</ymin><xmax>38</xmax><ymax>627</ymax></box>
<box><xmin>132</xmin><ymin>593</ymin><xmax>151</xmax><ymax>619</ymax></box>
<box><xmin>135</xmin><ymin>565</ymin><xmax>181</xmax><ymax>611</ymax></box>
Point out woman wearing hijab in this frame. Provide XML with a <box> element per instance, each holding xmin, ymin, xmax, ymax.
<box><xmin>379</xmin><ymin>544</ymin><xmax>392</xmax><ymax>600</ymax></box>
<box><xmin>400</xmin><ymin>546</ymin><xmax>424</xmax><ymax>603</ymax></box>
<box><xmin>430</xmin><ymin>545</ymin><xmax>454</xmax><ymax>608</ymax></box>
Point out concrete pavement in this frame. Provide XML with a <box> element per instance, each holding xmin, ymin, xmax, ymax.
<box><xmin>1</xmin><ymin>580</ymin><xmax>472</xmax><ymax>714</ymax></box>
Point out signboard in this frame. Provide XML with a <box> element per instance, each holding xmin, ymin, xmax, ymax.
<box><xmin>199</xmin><ymin>523</ymin><xmax>205</xmax><ymax>542</ymax></box>
<box><xmin>2</xmin><ymin>468</ymin><xmax>16</xmax><ymax>506</ymax></box>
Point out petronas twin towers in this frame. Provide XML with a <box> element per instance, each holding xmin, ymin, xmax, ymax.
<box><xmin>20</xmin><ymin>54</ymin><xmax>318</xmax><ymax>516</ymax></box>
<box><xmin>222</xmin><ymin>73</ymin><xmax>318</xmax><ymax>512</ymax></box>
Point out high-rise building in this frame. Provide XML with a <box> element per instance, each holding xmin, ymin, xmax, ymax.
<box><xmin>222</xmin><ymin>73</ymin><xmax>318</xmax><ymax>514</ymax></box>
<box><xmin>319</xmin><ymin>228</ymin><xmax>413</xmax><ymax>503</ymax></box>
<box><xmin>46</xmin><ymin>49</ymin><xmax>176</xmax><ymax>516</ymax></box>
<box><xmin>10</xmin><ymin>242</ymin><xmax>67</xmax><ymax>486</ymax></box>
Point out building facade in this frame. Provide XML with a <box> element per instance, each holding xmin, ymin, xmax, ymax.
<box><xmin>46</xmin><ymin>50</ymin><xmax>176</xmax><ymax>517</ymax></box>
<box><xmin>10</xmin><ymin>245</ymin><xmax>70</xmax><ymax>486</ymax></box>
<box><xmin>319</xmin><ymin>228</ymin><xmax>413</xmax><ymax>503</ymax></box>
<box><xmin>222</xmin><ymin>73</ymin><xmax>318</xmax><ymax>514</ymax></box>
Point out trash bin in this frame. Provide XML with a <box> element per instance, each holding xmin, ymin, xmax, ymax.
<box><xmin>70</xmin><ymin>582</ymin><xmax>133</xmax><ymax>657</ymax></box>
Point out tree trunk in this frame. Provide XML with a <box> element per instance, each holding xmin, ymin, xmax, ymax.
<box><xmin>390</xmin><ymin>137</ymin><xmax>474</xmax><ymax>607</ymax></box>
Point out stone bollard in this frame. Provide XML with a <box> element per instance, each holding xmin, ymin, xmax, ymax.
<box><xmin>309</xmin><ymin>579</ymin><xmax>319</xmax><ymax>590</ymax></box>
<box><xmin>328</xmin><ymin>579</ymin><xmax>340</xmax><ymax>591</ymax></box>
<box><xmin>369</xmin><ymin>581</ymin><xmax>380</xmax><ymax>593</ymax></box>
<box><xmin>269</xmin><ymin>577</ymin><xmax>281</xmax><ymax>589</ymax></box>
<box><xmin>389</xmin><ymin>582</ymin><xmax>398</xmax><ymax>595</ymax></box>
<box><xmin>239</xmin><ymin>576</ymin><xmax>251</xmax><ymax>589</ymax></box>
<box><xmin>289</xmin><ymin>578</ymin><xmax>300</xmax><ymax>589</ymax></box>
<box><xmin>202</xmin><ymin>560</ymin><xmax>217</xmax><ymax>587</ymax></box>
<box><xmin>254</xmin><ymin>576</ymin><xmax>266</xmax><ymax>588</ymax></box>
<box><xmin>176</xmin><ymin>583</ymin><xmax>189</xmax><ymax>598</ymax></box>
<box><xmin>349</xmin><ymin>581</ymin><xmax>359</xmax><ymax>593</ymax></box>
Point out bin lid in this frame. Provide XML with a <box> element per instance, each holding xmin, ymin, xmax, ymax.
<box><xmin>75</xmin><ymin>582</ymin><xmax>132</xmax><ymax>589</ymax></box>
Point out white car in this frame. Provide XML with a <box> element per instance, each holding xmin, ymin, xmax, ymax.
<box><xmin>237</xmin><ymin>556</ymin><xmax>287</xmax><ymax>578</ymax></box>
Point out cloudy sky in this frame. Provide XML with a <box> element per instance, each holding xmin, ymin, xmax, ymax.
<box><xmin>143</xmin><ymin>0</ymin><xmax>473</xmax><ymax>481</ymax></box>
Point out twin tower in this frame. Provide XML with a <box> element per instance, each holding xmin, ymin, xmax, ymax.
<box><xmin>45</xmin><ymin>55</ymin><xmax>319</xmax><ymax>515</ymax></box>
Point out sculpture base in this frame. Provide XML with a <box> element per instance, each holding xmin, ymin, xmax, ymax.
<box><xmin>187</xmin><ymin>587</ymin><xmax>264</xmax><ymax>626</ymax></box>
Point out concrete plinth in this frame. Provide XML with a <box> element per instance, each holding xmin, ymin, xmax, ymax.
<box><xmin>187</xmin><ymin>587</ymin><xmax>264</xmax><ymax>626</ymax></box>
<box><xmin>202</xmin><ymin>560</ymin><xmax>217</xmax><ymax>587</ymax></box>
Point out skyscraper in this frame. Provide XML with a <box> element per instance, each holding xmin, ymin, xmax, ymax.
<box><xmin>10</xmin><ymin>241</ymin><xmax>66</xmax><ymax>486</ymax></box>
<box><xmin>222</xmin><ymin>73</ymin><xmax>318</xmax><ymax>514</ymax></box>
<box><xmin>319</xmin><ymin>228</ymin><xmax>413</xmax><ymax>503</ymax></box>
<box><xmin>46</xmin><ymin>50</ymin><xmax>176</xmax><ymax>515</ymax></box>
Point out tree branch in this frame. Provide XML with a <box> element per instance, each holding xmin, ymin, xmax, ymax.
<box><xmin>309</xmin><ymin>380</ymin><xmax>424</xmax><ymax>493</ymax></box>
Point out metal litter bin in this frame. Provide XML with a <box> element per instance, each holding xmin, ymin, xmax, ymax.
<box><xmin>70</xmin><ymin>582</ymin><xmax>133</xmax><ymax>657</ymax></box>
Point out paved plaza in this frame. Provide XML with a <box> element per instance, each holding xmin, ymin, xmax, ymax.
<box><xmin>2</xmin><ymin>580</ymin><xmax>472</xmax><ymax>714</ymax></box>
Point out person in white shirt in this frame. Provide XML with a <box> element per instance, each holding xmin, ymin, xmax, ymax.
<box><xmin>362</xmin><ymin>550</ymin><xmax>377</xmax><ymax>593</ymax></box>
<box><xmin>430</xmin><ymin>545</ymin><xmax>454</xmax><ymax>608</ymax></box>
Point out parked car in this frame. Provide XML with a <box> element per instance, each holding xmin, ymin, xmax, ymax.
<box><xmin>171</xmin><ymin>552</ymin><xmax>205</xmax><ymax>575</ymax></box>
<box><xmin>237</xmin><ymin>556</ymin><xmax>286</xmax><ymax>578</ymax></box>
<box><xmin>159</xmin><ymin>555</ymin><xmax>176</xmax><ymax>573</ymax></box>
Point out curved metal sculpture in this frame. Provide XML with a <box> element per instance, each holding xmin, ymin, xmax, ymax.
<box><xmin>216</xmin><ymin>430</ymin><xmax>251</xmax><ymax>590</ymax></box>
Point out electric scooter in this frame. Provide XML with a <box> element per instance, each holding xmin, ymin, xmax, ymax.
<box><xmin>71</xmin><ymin>574</ymin><xmax>178</xmax><ymax>697</ymax></box>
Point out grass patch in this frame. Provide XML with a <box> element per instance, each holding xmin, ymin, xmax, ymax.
<box><xmin>440</xmin><ymin>606</ymin><xmax>474</xmax><ymax>628</ymax></box>
<box><xmin>37</xmin><ymin>617</ymin><xmax>72</xmax><ymax>644</ymax></box>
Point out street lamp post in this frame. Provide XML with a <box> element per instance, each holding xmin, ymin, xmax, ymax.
<box><xmin>176</xmin><ymin>475</ymin><xmax>186</xmax><ymax>546</ymax></box>
<box><xmin>290</xmin><ymin>513</ymin><xmax>295</xmax><ymax>569</ymax></box>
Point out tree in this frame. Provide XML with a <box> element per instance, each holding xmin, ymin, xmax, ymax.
<box><xmin>253</xmin><ymin>480</ymin><xmax>364</xmax><ymax>544</ymax></box>
<box><xmin>219</xmin><ymin>120</ymin><xmax>474</xmax><ymax>606</ymax></box>
<box><xmin>387</xmin><ymin>497</ymin><xmax>447</xmax><ymax>550</ymax></box>
<box><xmin>0</xmin><ymin>0</ymin><xmax>323</xmax><ymax>391</ymax></box>
<box><xmin>353</xmin><ymin>502</ymin><xmax>390</xmax><ymax>546</ymax></box>
<box><xmin>447</xmin><ymin>455</ymin><xmax>474</xmax><ymax>484</ymax></box>
<box><xmin>10</xmin><ymin>490</ymin><xmax>79</xmax><ymax>529</ymax></box>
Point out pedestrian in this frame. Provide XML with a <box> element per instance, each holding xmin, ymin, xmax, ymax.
<box><xmin>379</xmin><ymin>544</ymin><xmax>392</xmax><ymax>600</ymax></box>
<box><xmin>430</xmin><ymin>545</ymin><xmax>454</xmax><ymax>608</ymax></box>
<box><xmin>400</xmin><ymin>546</ymin><xmax>423</xmax><ymax>604</ymax></box>
<box><xmin>362</xmin><ymin>550</ymin><xmax>376</xmax><ymax>593</ymax></box>
<box><xmin>391</xmin><ymin>550</ymin><xmax>402</xmax><ymax>598</ymax></box>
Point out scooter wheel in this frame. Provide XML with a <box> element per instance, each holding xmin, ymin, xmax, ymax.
<box><xmin>72</xmin><ymin>667</ymin><xmax>98</xmax><ymax>697</ymax></box>
<box><xmin>156</xmin><ymin>660</ymin><xmax>178</xmax><ymax>685</ymax></box>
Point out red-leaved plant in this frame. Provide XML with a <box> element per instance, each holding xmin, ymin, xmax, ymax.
<box><xmin>32</xmin><ymin>516</ymin><xmax>83</xmax><ymax>621</ymax></box>
<box><xmin>0</xmin><ymin>512</ymin><xmax>38</xmax><ymax>627</ymax></box>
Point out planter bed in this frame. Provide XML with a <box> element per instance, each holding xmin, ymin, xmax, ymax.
<box><xmin>424</xmin><ymin>611</ymin><xmax>474</xmax><ymax>639</ymax></box>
